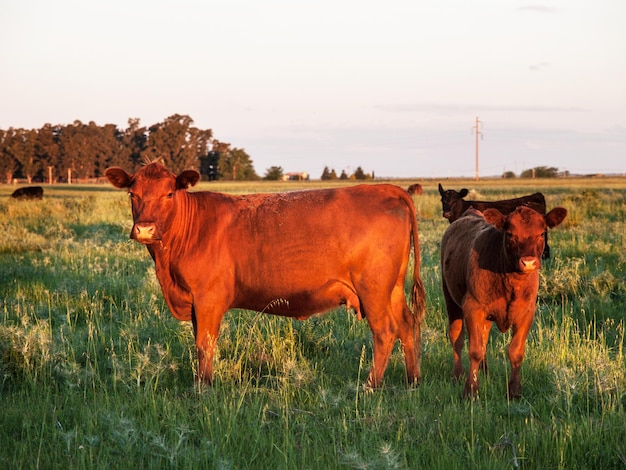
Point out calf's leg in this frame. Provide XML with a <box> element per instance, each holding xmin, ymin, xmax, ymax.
<box><xmin>507</xmin><ymin>320</ymin><xmax>532</xmax><ymax>399</ymax></box>
<box><xmin>463</xmin><ymin>312</ymin><xmax>488</xmax><ymax>399</ymax></box>
<box><xmin>442</xmin><ymin>281</ymin><xmax>465</xmax><ymax>380</ymax></box>
<box><xmin>479</xmin><ymin>322</ymin><xmax>492</xmax><ymax>374</ymax></box>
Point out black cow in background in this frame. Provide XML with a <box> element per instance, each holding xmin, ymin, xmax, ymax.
<box><xmin>11</xmin><ymin>186</ymin><xmax>44</xmax><ymax>200</ymax></box>
<box><xmin>438</xmin><ymin>183</ymin><xmax>551</xmax><ymax>259</ymax></box>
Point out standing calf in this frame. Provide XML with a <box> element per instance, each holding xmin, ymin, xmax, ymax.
<box><xmin>440</xmin><ymin>206</ymin><xmax>567</xmax><ymax>399</ymax></box>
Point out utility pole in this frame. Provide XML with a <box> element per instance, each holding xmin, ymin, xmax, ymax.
<box><xmin>472</xmin><ymin>116</ymin><xmax>483</xmax><ymax>181</ymax></box>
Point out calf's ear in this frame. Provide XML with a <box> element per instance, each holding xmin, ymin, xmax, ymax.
<box><xmin>482</xmin><ymin>208</ymin><xmax>506</xmax><ymax>229</ymax></box>
<box><xmin>105</xmin><ymin>167</ymin><xmax>132</xmax><ymax>189</ymax></box>
<box><xmin>545</xmin><ymin>207</ymin><xmax>568</xmax><ymax>228</ymax></box>
<box><xmin>459</xmin><ymin>188</ymin><xmax>469</xmax><ymax>198</ymax></box>
<box><xmin>176</xmin><ymin>170</ymin><xmax>201</xmax><ymax>189</ymax></box>
<box><xmin>438</xmin><ymin>183</ymin><xmax>445</xmax><ymax>196</ymax></box>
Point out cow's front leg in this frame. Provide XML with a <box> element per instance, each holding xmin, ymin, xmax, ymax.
<box><xmin>507</xmin><ymin>318</ymin><xmax>533</xmax><ymax>399</ymax></box>
<box><xmin>479</xmin><ymin>321</ymin><xmax>492</xmax><ymax>375</ymax></box>
<box><xmin>191</xmin><ymin>307</ymin><xmax>226</xmax><ymax>385</ymax></box>
<box><xmin>463</xmin><ymin>312</ymin><xmax>488</xmax><ymax>399</ymax></box>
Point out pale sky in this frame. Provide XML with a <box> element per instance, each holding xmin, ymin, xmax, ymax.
<box><xmin>1</xmin><ymin>0</ymin><xmax>625</xmax><ymax>178</ymax></box>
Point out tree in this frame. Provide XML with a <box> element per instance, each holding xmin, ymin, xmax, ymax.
<box><xmin>219</xmin><ymin>147</ymin><xmax>259</xmax><ymax>180</ymax></box>
<box><xmin>0</xmin><ymin>115</ymin><xmax>229</xmax><ymax>182</ymax></box>
<box><xmin>36</xmin><ymin>124</ymin><xmax>62</xmax><ymax>182</ymax></box>
<box><xmin>321</xmin><ymin>167</ymin><xmax>339</xmax><ymax>180</ymax></box>
<box><xmin>502</xmin><ymin>171</ymin><xmax>516</xmax><ymax>179</ymax></box>
<box><xmin>18</xmin><ymin>129</ymin><xmax>40</xmax><ymax>183</ymax></box>
<box><xmin>521</xmin><ymin>166</ymin><xmax>559</xmax><ymax>178</ymax></box>
<box><xmin>200</xmin><ymin>140</ymin><xmax>230</xmax><ymax>180</ymax></box>
<box><xmin>57</xmin><ymin>120</ymin><xmax>96</xmax><ymax>180</ymax></box>
<box><xmin>143</xmin><ymin>114</ymin><xmax>212</xmax><ymax>174</ymax></box>
<box><xmin>264</xmin><ymin>166</ymin><xmax>284</xmax><ymax>180</ymax></box>
<box><xmin>93</xmin><ymin>123</ymin><xmax>125</xmax><ymax>178</ymax></box>
<box><xmin>110</xmin><ymin>118</ymin><xmax>147</xmax><ymax>172</ymax></box>
<box><xmin>321</xmin><ymin>166</ymin><xmax>332</xmax><ymax>180</ymax></box>
<box><xmin>5</xmin><ymin>128</ymin><xmax>39</xmax><ymax>183</ymax></box>
<box><xmin>354</xmin><ymin>166</ymin><xmax>367</xmax><ymax>180</ymax></box>
<box><xmin>339</xmin><ymin>170</ymin><xmax>348</xmax><ymax>180</ymax></box>
<box><xmin>0</xmin><ymin>128</ymin><xmax>18</xmax><ymax>183</ymax></box>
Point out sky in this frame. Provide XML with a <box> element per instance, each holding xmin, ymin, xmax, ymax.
<box><xmin>1</xmin><ymin>0</ymin><xmax>625</xmax><ymax>178</ymax></box>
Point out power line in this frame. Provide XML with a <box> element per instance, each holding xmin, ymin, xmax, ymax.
<box><xmin>471</xmin><ymin>116</ymin><xmax>483</xmax><ymax>181</ymax></box>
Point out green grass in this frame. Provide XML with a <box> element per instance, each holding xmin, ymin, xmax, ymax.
<box><xmin>1</xmin><ymin>178</ymin><xmax>624</xmax><ymax>469</ymax></box>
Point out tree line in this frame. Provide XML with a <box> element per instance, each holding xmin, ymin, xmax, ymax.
<box><xmin>0</xmin><ymin>114</ymin><xmax>259</xmax><ymax>184</ymax></box>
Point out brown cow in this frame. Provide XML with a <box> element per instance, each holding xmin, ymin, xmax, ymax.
<box><xmin>440</xmin><ymin>205</ymin><xmax>567</xmax><ymax>399</ymax></box>
<box><xmin>407</xmin><ymin>183</ymin><xmax>423</xmax><ymax>196</ymax></box>
<box><xmin>105</xmin><ymin>162</ymin><xmax>426</xmax><ymax>388</ymax></box>
<box><xmin>437</xmin><ymin>183</ymin><xmax>551</xmax><ymax>258</ymax></box>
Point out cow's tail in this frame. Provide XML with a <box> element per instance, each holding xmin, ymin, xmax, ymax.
<box><xmin>406</xmin><ymin>195</ymin><xmax>426</xmax><ymax>324</ymax></box>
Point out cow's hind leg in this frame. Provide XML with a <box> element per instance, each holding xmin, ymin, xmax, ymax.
<box><xmin>393</xmin><ymin>287</ymin><xmax>420</xmax><ymax>386</ymax></box>
<box><xmin>364</xmin><ymin>307</ymin><xmax>397</xmax><ymax>389</ymax></box>
<box><xmin>364</xmin><ymin>283</ymin><xmax>420</xmax><ymax>388</ymax></box>
<box><xmin>442</xmin><ymin>280</ymin><xmax>465</xmax><ymax>380</ymax></box>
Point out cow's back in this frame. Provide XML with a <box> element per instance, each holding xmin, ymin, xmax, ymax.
<box><xmin>449</xmin><ymin>193</ymin><xmax>546</xmax><ymax>223</ymax></box>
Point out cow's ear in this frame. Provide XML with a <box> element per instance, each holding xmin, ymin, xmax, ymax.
<box><xmin>438</xmin><ymin>183</ymin><xmax>444</xmax><ymax>196</ymax></box>
<box><xmin>176</xmin><ymin>170</ymin><xmax>201</xmax><ymax>189</ymax></box>
<box><xmin>483</xmin><ymin>208</ymin><xmax>506</xmax><ymax>229</ymax></box>
<box><xmin>459</xmin><ymin>188</ymin><xmax>469</xmax><ymax>198</ymax></box>
<box><xmin>545</xmin><ymin>207</ymin><xmax>567</xmax><ymax>228</ymax></box>
<box><xmin>105</xmin><ymin>167</ymin><xmax>132</xmax><ymax>189</ymax></box>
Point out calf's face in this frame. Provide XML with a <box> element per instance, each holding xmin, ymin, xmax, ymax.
<box><xmin>483</xmin><ymin>206</ymin><xmax>567</xmax><ymax>273</ymax></box>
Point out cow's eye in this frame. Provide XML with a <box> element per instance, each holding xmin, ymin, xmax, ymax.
<box><xmin>167</xmin><ymin>192</ymin><xmax>174</xmax><ymax>198</ymax></box>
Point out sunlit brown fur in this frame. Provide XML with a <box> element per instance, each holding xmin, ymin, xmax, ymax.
<box><xmin>106</xmin><ymin>162</ymin><xmax>426</xmax><ymax>388</ymax></box>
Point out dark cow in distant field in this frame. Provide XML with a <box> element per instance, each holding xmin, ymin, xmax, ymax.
<box><xmin>106</xmin><ymin>162</ymin><xmax>426</xmax><ymax>388</ymax></box>
<box><xmin>438</xmin><ymin>183</ymin><xmax>551</xmax><ymax>258</ymax></box>
<box><xmin>407</xmin><ymin>183</ymin><xmax>423</xmax><ymax>196</ymax></box>
<box><xmin>440</xmin><ymin>205</ymin><xmax>567</xmax><ymax>399</ymax></box>
<box><xmin>11</xmin><ymin>186</ymin><xmax>44</xmax><ymax>200</ymax></box>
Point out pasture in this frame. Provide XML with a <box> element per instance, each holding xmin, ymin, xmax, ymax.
<box><xmin>0</xmin><ymin>177</ymin><xmax>624</xmax><ymax>469</ymax></box>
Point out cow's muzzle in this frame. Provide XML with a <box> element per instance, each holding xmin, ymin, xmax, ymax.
<box><xmin>519</xmin><ymin>257</ymin><xmax>540</xmax><ymax>273</ymax></box>
<box><xmin>131</xmin><ymin>223</ymin><xmax>160</xmax><ymax>244</ymax></box>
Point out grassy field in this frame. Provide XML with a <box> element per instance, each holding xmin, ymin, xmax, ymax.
<box><xmin>0</xmin><ymin>177</ymin><xmax>624</xmax><ymax>469</ymax></box>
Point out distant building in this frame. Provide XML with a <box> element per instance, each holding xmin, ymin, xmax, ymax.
<box><xmin>282</xmin><ymin>172</ymin><xmax>309</xmax><ymax>181</ymax></box>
